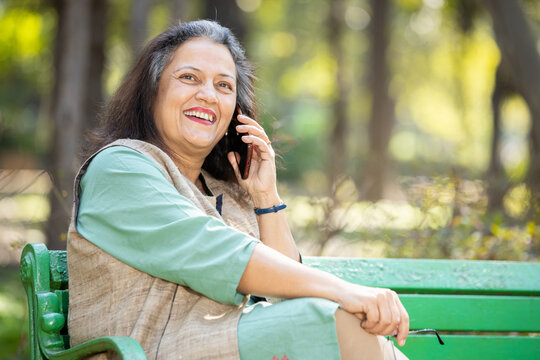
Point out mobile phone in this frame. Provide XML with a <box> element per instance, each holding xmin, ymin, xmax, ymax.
<box><xmin>228</xmin><ymin>106</ymin><xmax>253</xmax><ymax>179</ymax></box>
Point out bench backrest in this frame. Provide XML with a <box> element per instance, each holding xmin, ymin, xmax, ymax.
<box><xmin>305</xmin><ymin>257</ymin><xmax>540</xmax><ymax>360</ymax></box>
<box><xmin>20</xmin><ymin>243</ymin><xmax>69</xmax><ymax>360</ymax></box>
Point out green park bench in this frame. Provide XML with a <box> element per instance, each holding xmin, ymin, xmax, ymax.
<box><xmin>20</xmin><ymin>242</ymin><xmax>540</xmax><ymax>359</ymax></box>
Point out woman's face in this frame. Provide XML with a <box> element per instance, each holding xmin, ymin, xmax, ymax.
<box><xmin>154</xmin><ymin>37</ymin><xmax>237</xmax><ymax>159</ymax></box>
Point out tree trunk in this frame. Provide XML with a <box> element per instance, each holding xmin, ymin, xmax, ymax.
<box><xmin>484</xmin><ymin>0</ymin><xmax>540</xmax><ymax>219</ymax></box>
<box><xmin>487</xmin><ymin>62</ymin><xmax>513</xmax><ymax>211</ymax></box>
<box><xmin>45</xmin><ymin>0</ymin><xmax>105</xmax><ymax>250</ymax></box>
<box><xmin>362</xmin><ymin>0</ymin><xmax>394</xmax><ymax>201</ymax></box>
<box><xmin>203</xmin><ymin>0</ymin><xmax>246</xmax><ymax>43</ymax></box>
<box><xmin>87</xmin><ymin>0</ymin><xmax>106</xmax><ymax>131</ymax></box>
<box><xmin>171</xmin><ymin>0</ymin><xmax>188</xmax><ymax>24</ymax></box>
<box><xmin>328</xmin><ymin>0</ymin><xmax>348</xmax><ymax>187</ymax></box>
<box><xmin>130</xmin><ymin>0</ymin><xmax>152</xmax><ymax>59</ymax></box>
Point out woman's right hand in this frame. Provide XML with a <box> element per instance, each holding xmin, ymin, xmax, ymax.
<box><xmin>335</xmin><ymin>283</ymin><xmax>409</xmax><ymax>346</ymax></box>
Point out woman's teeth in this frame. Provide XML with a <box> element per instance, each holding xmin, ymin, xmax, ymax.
<box><xmin>184</xmin><ymin>110</ymin><xmax>215</xmax><ymax>122</ymax></box>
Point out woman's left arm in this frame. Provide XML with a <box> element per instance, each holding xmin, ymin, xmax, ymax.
<box><xmin>227</xmin><ymin>114</ymin><xmax>301</xmax><ymax>262</ymax></box>
<box><xmin>252</xmin><ymin>191</ymin><xmax>300</xmax><ymax>262</ymax></box>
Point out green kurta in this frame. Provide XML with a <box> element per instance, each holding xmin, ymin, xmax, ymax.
<box><xmin>77</xmin><ymin>146</ymin><xmax>341</xmax><ymax>359</ymax></box>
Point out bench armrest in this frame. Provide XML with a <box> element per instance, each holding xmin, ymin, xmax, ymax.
<box><xmin>47</xmin><ymin>336</ymin><xmax>146</xmax><ymax>360</ymax></box>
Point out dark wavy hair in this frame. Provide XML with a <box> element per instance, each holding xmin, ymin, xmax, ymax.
<box><xmin>82</xmin><ymin>20</ymin><xmax>257</xmax><ymax>182</ymax></box>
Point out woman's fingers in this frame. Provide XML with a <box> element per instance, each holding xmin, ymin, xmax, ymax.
<box><xmin>369</xmin><ymin>293</ymin><xmax>394</xmax><ymax>335</ymax></box>
<box><xmin>355</xmin><ymin>312</ymin><xmax>367</xmax><ymax>321</ymax></box>
<box><xmin>234</xmin><ymin>114</ymin><xmax>274</xmax><ymax>164</ymax></box>
<box><xmin>394</xmin><ymin>292</ymin><xmax>410</xmax><ymax>346</ymax></box>
<box><xmin>241</xmin><ymin>135</ymin><xmax>274</xmax><ymax>159</ymax></box>
<box><xmin>386</xmin><ymin>291</ymin><xmax>401</xmax><ymax>333</ymax></box>
<box><xmin>236</xmin><ymin>124</ymin><xmax>271</xmax><ymax>147</ymax></box>
<box><xmin>361</xmin><ymin>289</ymin><xmax>403</xmax><ymax>337</ymax></box>
<box><xmin>361</xmin><ymin>298</ymin><xmax>380</xmax><ymax>330</ymax></box>
<box><xmin>237</xmin><ymin>114</ymin><xmax>264</xmax><ymax>130</ymax></box>
<box><xmin>227</xmin><ymin>152</ymin><xmax>243</xmax><ymax>181</ymax></box>
<box><xmin>237</xmin><ymin>115</ymin><xmax>272</xmax><ymax>143</ymax></box>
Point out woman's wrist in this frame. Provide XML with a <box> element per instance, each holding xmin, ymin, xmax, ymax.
<box><xmin>251</xmin><ymin>190</ymin><xmax>281</xmax><ymax>209</ymax></box>
<box><xmin>329</xmin><ymin>277</ymin><xmax>353</xmax><ymax>305</ymax></box>
<box><xmin>306</xmin><ymin>268</ymin><xmax>351</xmax><ymax>304</ymax></box>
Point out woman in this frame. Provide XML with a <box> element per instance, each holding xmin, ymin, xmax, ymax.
<box><xmin>67</xmin><ymin>20</ymin><xmax>409</xmax><ymax>360</ymax></box>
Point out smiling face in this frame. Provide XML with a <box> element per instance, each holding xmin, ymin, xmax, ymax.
<box><xmin>153</xmin><ymin>37</ymin><xmax>237</xmax><ymax>160</ymax></box>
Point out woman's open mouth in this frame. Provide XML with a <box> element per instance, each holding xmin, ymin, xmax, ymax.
<box><xmin>183</xmin><ymin>107</ymin><xmax>216</xmax><ymax>125</ymax></box>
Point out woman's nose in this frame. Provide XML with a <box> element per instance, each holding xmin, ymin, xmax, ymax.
<box><xmin>195</xmin><ymin>82</ymin><xmax>218</xmax><ymax>104</ymax></box>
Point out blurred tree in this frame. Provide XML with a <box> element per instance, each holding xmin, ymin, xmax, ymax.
<box><xmin>484</xmin><ymin>0</ymin><xmax>540</xmax><ymax>219</ymax></box>
<box><xmin>202</xmin><ymin>0</ymin><xmax>246</xmax><ymax>43</ymax></box>
<box><xmin>88</xmin><ymin>0</ymin><xmax>107</xmax><ymax>131</ymax></box>
<box><xmin>454</xmin><ymin>0</ymin><xmax>478</xmax><ymax>33</ymax></box>
<box><xmin>46</xmin><ymin>0</ymin><xmax>106</xmax><ymax>250</ymax></box>
<box><xmin>130</xmin><ymin>0</ymin><xmax>152</xmax><ymax>58</ymax></box>
<box><xmin>362</xmin><ymin>0</ymin><xmax>394</xmax><ymax>201</ymax></box>
<box><xmin>0</xmin><ymin>0</ymin><xmax>54</xmax><ymax>163</ymax></box>
<box><xmin>171</xmin><ymin>0</ymin><xmax>189</xmax><ymax>24</ymax></box>
<box><xmin>487</xmin><ymin>58</ymin><xmax>515</xmax><ymax>212</ymax></box>
<box><xmin>327</xmin><ymin>0</ymin><xmax>348</xmax><ymax>188</ymax></box>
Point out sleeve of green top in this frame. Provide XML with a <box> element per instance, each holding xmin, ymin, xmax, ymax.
<box><xmin>76</xmin><ymin>146</ymin><xmax>259</xmax><ymax>306</ymax></box>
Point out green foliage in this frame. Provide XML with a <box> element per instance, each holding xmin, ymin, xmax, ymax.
<box><xmin>0</xmin><ymin>267</ymin><xmax>29</xmax><ymax>360</ymax></box>
<box><xmin>0</xmin><ymin>3</ymin><xmax>54</xmax><ymax>158</ymax></box>
<box><xmin>288</xmin><ymin>175</ymin><xmax>539</xmax><ymax>261</ymax></box>
<box><xmin>384</xmin><ymin>176</ymin><xmax>539</xmax><ymax>260</ymax></box>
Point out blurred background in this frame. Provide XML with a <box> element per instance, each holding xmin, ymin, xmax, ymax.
<box><xmin>0</xmin><ymin>0</ymin><xmax>539</xmax><ymax>357</ymax></box>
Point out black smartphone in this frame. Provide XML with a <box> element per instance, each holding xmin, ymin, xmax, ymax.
<box><xmin>228</xmin><ymin>106</ymin><xmax>253</xmax><ymax>179</ymax></box>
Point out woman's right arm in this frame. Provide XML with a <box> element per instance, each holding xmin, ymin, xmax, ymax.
<box><xmin>238</xmin><ymin>243</ymin><xmax>410</xmax><ymax>347</ymax></box>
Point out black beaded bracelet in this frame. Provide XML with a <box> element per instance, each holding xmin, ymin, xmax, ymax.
<box><xmin>254</xmin><ymin>203</ymin><xmax>287</xmax><ymax>215</ymax></box>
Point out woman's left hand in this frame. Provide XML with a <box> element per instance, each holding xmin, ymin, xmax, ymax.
<box><xmin>227</xmin><ymin>113</ymin><xmax>280</xmax><ymax>207</ymax></box>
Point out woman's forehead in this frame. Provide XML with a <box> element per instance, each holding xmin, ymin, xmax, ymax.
<box><xmin>169</xmin><ymin>38</ymin><xmax>236</xmax><ymax>78</ymax></box>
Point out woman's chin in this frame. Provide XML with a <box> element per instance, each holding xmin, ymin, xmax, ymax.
<box><xmin>183</xmin><ymin>136</ymin><xmax>221</xmax><ymax>154</ymax></box>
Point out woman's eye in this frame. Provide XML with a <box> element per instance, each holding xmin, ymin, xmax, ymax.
<box><xmin>179</xmin><ymin>74</ymin><xmax>195</xmax><ymax>81</ymax></box>
<box><xmin>218</xmin><ymin>82</ymin><xmax>233</xmax><ymax>91</ymax></box>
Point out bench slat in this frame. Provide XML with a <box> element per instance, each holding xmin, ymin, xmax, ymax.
<box><xmin>304</xmin><ymin>257</ymin><xmax>540</xmax><ymax>295</ymax></box>
<box><xmin>400</xmin><ymin>294</ymin><xmax>540</xmax><ymax>332</ymax></box>
<box><xmin>400</xmin><ymin>335</ymin><xmax>540</xmax><ymax>360</ymax></box>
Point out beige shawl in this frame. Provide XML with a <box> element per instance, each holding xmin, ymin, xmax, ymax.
<box><xmin>67</xmin><ymin>139</ymin><xmax>259</xmax><ymax>359</ymax></box>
